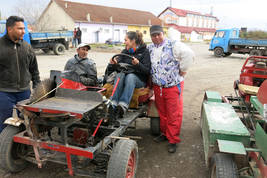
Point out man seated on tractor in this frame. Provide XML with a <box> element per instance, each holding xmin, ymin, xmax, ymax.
<box><xmin>64</xmin><ymin>43</ymin><xmax>97</xmax><ymax>87</ymax></box>
<box><xmin>105</xmin><ymin>31</ymin><xmax>151</xmax><ymax>119</ymax></box>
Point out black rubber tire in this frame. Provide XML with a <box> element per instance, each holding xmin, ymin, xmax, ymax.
<box><xmin>210</xmin><ymin>153</ymin><xmax>238</xmax><ymax>178</ymax></box>
<box><xmin>249</xmin><ymin>49</ymin><xmax>262</xmax><ymax>56</ymax></box>
<box><xmin>107</xmin><ymin>139</ymin><xmax>138</xmax><ymax>178</ymax></box>
<box><xmin>41</xmin><ymin>49</ymin><xmax>50</xmax><ymax>53</ymax></box>
<box><xmin>214</xmin><ymin>48</ymin><xmax>224</xmax><ymax>57</ymax></box>
<box><xmin>150</xmin><ymin>117</ymin><xmax>160</xmax><ymax>136</ymax></box>
<box><xmin>53</xmin><ymin>43</ymin><xmax>65</xmax><ymax>55</ymax></box>
<box><xmin>0</xmin><ymin>125</ymin><xmax>28</xmax><ymax>172</ymax></box>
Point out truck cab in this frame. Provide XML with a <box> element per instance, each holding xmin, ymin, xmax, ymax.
<box><xmin>0</xmin><ymin>20</ymin><xmax>31</xmax><ymax>44</ymax></box>
<box><xmin>209</xmin><ymin>28</ymin><xmax>239</xmax><ymax>57</ymax></box>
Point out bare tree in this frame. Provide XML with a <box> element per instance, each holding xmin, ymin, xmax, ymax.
<box><xmin>14</xmin><ymin>0</ymin><xmax>49</xmax><ymax>25</ymax></box>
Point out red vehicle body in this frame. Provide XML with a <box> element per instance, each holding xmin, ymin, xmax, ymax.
<box><xmin>237</xmin><ymin>56</ymin><xmax>267</xmax><ymax>103</ymax></box>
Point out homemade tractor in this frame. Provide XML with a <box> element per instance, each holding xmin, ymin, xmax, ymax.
<box><xmin>201</xmin><ymin>56</ymin><xmax>267</xmax><ymax>178</ymax></box>
<box><xmin>0</xmin><ymin>54</ymin><xmax>154</xmax><ymax>178</ymax></box>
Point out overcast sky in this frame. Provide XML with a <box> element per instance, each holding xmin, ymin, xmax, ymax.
<box><xmin>1</xmin><ymin>0</ymin><xmax>267</xmax><ymax>31</ymax></box>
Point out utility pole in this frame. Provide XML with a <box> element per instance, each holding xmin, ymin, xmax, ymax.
<box><xmin>170</xmin><ymin>0</ymin><xmax>172</xmax><ymax>7</ymax></box>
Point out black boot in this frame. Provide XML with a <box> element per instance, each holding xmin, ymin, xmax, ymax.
<box><xmin>108</xmin><ymin>105</ymin><xmax>120</xmax><ymax>127</ymax></box>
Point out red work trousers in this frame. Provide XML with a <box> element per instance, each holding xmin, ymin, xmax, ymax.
<box><xmin>153</xmin><ymin>81</ymin><xmax>184</xmax><ymax>144</ymax></box>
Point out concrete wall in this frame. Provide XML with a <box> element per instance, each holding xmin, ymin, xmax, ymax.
<box><xmin>36</xmin><ymin>1</ymin><xmax>75</xmax><ymax>31</ymax></box>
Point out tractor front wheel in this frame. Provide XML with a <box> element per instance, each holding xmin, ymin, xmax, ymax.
<box><xmin>210</xmin><ymin>153</ymin><xmax>238</xmax><ymax>178</ymax></box>
<box><xmin>0</xmin><ymin>125</ymin><xmax>28</xmax><ymax>172</ymax></box>
<box><xmin>107</xmin><ymin>139</ymin><xmax>138</xmax><ymax>178</ymax></box>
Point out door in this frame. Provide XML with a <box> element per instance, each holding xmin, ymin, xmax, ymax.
<box><xmin>114</xmin><ymin>29</ymin><xmax>120</xmax><ymax>42</ymax></box>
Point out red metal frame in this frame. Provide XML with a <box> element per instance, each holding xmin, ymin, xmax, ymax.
<box><xmin>13</xmin><ymin>131</ymin><xmax>94</xmax><ymax>176</ymax></box>
<box><xmin>21</xmin><ymin>105</ymin><xmax>84</xmax><ymax>119</ymax></box>
<box><xmin>126</xmin><ymin>151</ymin><xmax>136</xmax><ymax>178</ymax></box>
<box><xmin>239</xmin><ymin>56</ymin><xmax>267</xmax><ymax>103</ymax></box>
<box><xmin>249</xmin><ymin>151</ymin><xmax>267</xmax><ymax>177</ymax></box>
<box><xmin>240</xmin><ymin>56</ymin><xmax>267</xmax><ymax>80</ymax></box>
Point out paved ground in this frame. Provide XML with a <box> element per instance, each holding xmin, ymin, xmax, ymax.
<box><xmin>0</xmin><ymin>43</ymin><xmax>249</xmax><ymax>178</ymax></box>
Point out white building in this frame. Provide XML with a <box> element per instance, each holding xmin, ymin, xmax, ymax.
<box><xmin>158</xmin><ymin>7</ymin><xmax>219</xmax><ymax>41</ymax></box>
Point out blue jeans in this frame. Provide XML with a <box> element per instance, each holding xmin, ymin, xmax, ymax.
<box><xmin>72</xmin><ymin>38</ymin><xmax>77</xmax><ymax>47</ymax></box>
<box><xmin>0</xmin><ymin>90</ymin><xmax>31</xmax><ymax>132</ymax></box>
<box><xmin>110</xmin><ymin>73</ymin><xmax>145</xmax><ymax>108</ymax></box>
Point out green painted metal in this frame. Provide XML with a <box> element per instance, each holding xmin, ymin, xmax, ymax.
<box><xmin>255</xmin><ymin>123</ymin><xmax>267</xmax><ymax>160</ymax></box>
<box><xmin>204</xmin><ymin>102</ymin><xmax>250</xmax><ymax>136</ymax></box>
<box><xmin>201</xmin><ymin>100</ymin><xmax>251</xmax><ymax>166</ymax></box>
<box><xmin>205</xmin><ymin>91</ymin><xmax>222</xmax><ymax>103</ymax></box>
<box><xmin>217</xmin><ymin>139</ymin><xmax>246</xmax><ymax>155</ymax></box>
<box><xmin>250</xmin><ymin>96</ymin><xmax>264</xmax><ymax>117</ymax></box>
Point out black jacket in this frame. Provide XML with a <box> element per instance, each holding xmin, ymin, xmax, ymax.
<box><xmin>106</xmin><ymin>44</ymin><xmax>151</xmax><ymax>83</ymax></box>
<box><xmin>0</xmin><ymin>34</ymin><xmax>40</xmax><ymax>92</ymax></box>
<box><xmin>64</xmin><ymin>54</ymin><xmax>97</xmax><ymax>86</ymax></box>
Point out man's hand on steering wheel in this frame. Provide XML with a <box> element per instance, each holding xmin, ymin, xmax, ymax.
<box><xmin>132</xmin><ymin>57</ymin><xmax>139</xmax><ymax>65</ymax></box>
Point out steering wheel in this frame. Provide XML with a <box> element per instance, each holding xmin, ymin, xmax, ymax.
<box><xmin>111</xmin><ymin>53</ymin><xmax>135</xmax><ymax>73</ymax></box>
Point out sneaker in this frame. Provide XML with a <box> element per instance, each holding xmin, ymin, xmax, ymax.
<box><xmin>153</xmin><ymin>134</ymin><xmax>167</xmax><ymax>143</ymax></box>
<box><xmin>117</xmin><ymin>105</ymin><xmax>126</xmax><ymax>118</ymax></box>
<box><xmin>168</xmin><ymin>143</ymin><xmax>177</xmax><ymax>153</ymax></box>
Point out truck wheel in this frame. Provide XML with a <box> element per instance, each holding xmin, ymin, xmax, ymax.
<box><xmin>107</xmin><ymin>139</ymin><xmax>138</xmax><ymax>178</ymax></box>
<box><xmin>250</xmin><ymin>49</ymin><xmax>262</xmax><ymax>56</ymax></box>
<box><xmin>150</xmin><ymin>117</ymin><xmax>160</xmax><ymax>135</ymax></box>
<box><xmin>0</xmin><ymin>125</ymin><xmax>28</xmax><ymax>172</ymax></box>
<box><xmin>53</xmin><ymin>43</ymin><xmax>65</xmax><ymax>55</ymax></box>
<box><xmin>210</xmin><ymin>153</ymin><xmax>238</xmax><ymax>178</ymax></box>
<box><xmin>214</xmin><ymin>48</ymin><xmax>224</xmax><ymax>57</ymax></box>
<box><xmin>42</xmin><ymin>49</ymin><xmax>50</xmax><ymax>53</ymax></box>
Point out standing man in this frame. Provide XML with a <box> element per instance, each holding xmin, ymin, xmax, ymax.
<box><xmin>0</xmin><ymin>16</ymin><xmax>40</xmax><ymax>132</ymax></box>
<box><xmin>148</xmin><ymin>25</ymin><xmax>194</xmax><ymax>153</ymax></box>
<box><xmin>64</xmin><ymin>43</ymin><xmax>97</xmax><ymax>86</ymax></box>
<box><xmin>72</xmin><ymin>28</ymin><xmax>77</xmax><ymax>48</ymax></box>
<box><xmin>76</xmin><ymin>27</ymin><xmax>82</xmax><ymax>45</ymax></box>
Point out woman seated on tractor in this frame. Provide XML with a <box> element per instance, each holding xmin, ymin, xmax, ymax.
<box><xmin>106</xmin><ymin>31</ymin><xmax>151</xmax><ymax>118</ymax></box>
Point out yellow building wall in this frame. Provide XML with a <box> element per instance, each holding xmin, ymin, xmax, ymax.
<box><xmin>128</xmin><ymin>25</ymin><xmax>168</xmax><ymax>43</ymax></box>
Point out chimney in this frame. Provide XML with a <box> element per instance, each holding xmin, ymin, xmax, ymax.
<box><xmin>110</xmin><ymin>16</ymin><xmax>113</xmax><ymax>23</ymax></box>
<box><xmin>87</xmin><ymin>13</ymin><xmax>91</xmax><ymax>22</ymax></box>
<box><xmin>148</xmin><ymin>19</ymin><xmax>151</xmax><ymax>25</ymax></box>
<box><xmin>65</xmin><ymin>2</ymin><xmax>68</xmax><ymax>8</ymax></box>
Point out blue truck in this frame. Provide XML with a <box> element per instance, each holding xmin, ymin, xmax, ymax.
<box><xmin>0</xmin><ymin>20</ymin><xmax>73</xmax><ymax>55</ymax></box>
<box><xmin>209</xmin><ymin>28</ymin><xmax>267</xmax><ymax>57</ymax></box>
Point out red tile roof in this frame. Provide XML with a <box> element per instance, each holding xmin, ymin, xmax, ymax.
<box><xmin>168</xmin><ymin>24</ymin><xmax>216</xmax><ymax>34</ymax></box>
<box><xmin>53</xmin><ymin>0</ymin><xmax>162</xmax><ymax>26</ymax></box>
<box><xmin>159</xmin><ymin>7</ymin><xmax>219</xmax><ymax>21</ymax></box>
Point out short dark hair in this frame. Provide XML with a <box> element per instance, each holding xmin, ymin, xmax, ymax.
<box><xmin>6</xmin><ymin>16</ymin><xmax>24</xmax><ymax>29</ymax></box>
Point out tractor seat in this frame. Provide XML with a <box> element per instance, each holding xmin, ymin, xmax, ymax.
<box><xmin>102</xmin><ymin>83</ymin><xmax>152</xmax><ymax>109</ymax></box>
<box><xmin>238</xmin><ymin>84</ymin><xmax>259</xmax><ymax>95</ymax></box>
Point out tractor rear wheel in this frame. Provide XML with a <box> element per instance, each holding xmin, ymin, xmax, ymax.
<box><xmin>0</xmin><ymin>125</ymin><xmax>28</xmax><ymax>172</ymax></box>
<box><xmin>210</xmin><ymin>153</ymin><xmax>238</xmax><ymax>178</ymax></box>
<box><xmin>107</xmin><ymin>139</ymin><xmax>138</xmax><ymax>178</ymax></box>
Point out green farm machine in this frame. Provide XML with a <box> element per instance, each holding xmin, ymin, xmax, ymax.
<box><xmin>201</xmin><ymin>56</ymin><xmax>267</xmax><ymax>178</ymax></box>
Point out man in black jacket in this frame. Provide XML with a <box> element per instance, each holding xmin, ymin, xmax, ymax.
<box><xmin>64</xmin><ymin>43</ymin><xmax>97</xmax><ymax>86</ymax></box>
<box><xmin>0</xmin><ymin>16</ymin><xmax>40</xmax><ymax>132</ymax></box>
<box><xmin>76</xmin><ymin>27</ymin><xmax>82</xmax><ymax>45</ymax></box>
